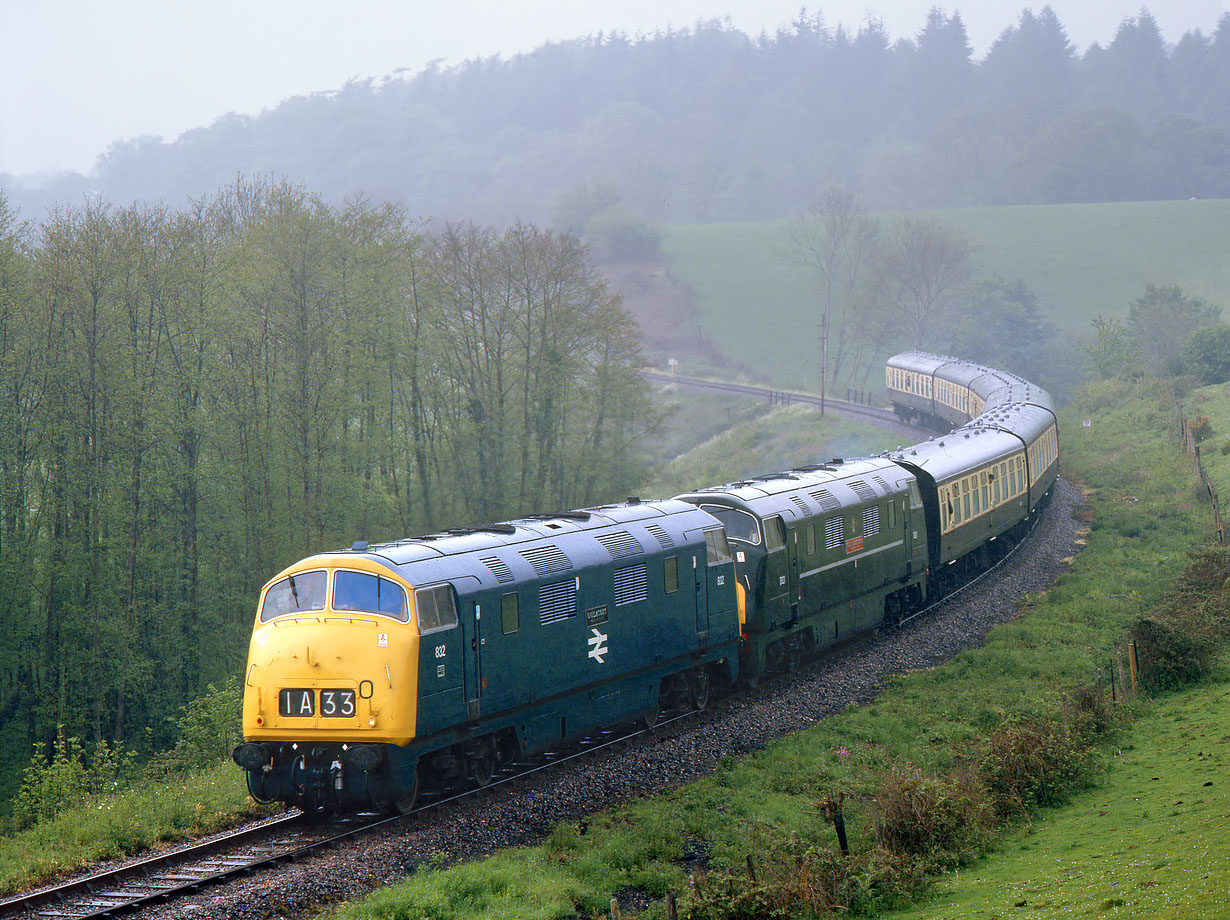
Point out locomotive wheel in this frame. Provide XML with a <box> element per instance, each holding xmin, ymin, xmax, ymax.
<box><xmin>688</xmin><ymin>668</ymin><xmax>710</xmax><ymax>711</ymax></box>
<box><xmin>786</xmin><ymin>638</ymin><xmax>802</xmax><ymax>673</ymax></box>
<box><xmin>469</xmin><ymin>750</ymin><xmax>496</xmax><ymax>788</ymax></box>
<box><xmin>394</xmin><ymin>770</ymin><xmax>420</xmax><ymax>815</ymax></box>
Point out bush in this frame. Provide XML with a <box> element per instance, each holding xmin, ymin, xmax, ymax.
<box><xmin>155</xmin><ymin>678</ymin><xmax>245</xmax><ymax>772</ymax></box>
<box><xmin>1189</xmin><ymin>414</ymin><xmax>1212</xmax><ymax>442</ymax></box>
<box><xmin>1127</xmin><ymin>618</ymin><xmax>1211</xmax><ymax>693</ymax></box>
<box><xmin>978</xmin><ymin>718</ymin><xmax>1089</xmax><ymax>819</ymax></box>
<box><xmin>11</xmin><ymin>728</ymin><xmax>138</xmax><ymax>829</ymax></box>
<box><xmin>681</xmin><ymin>839</ymin><xmax>927</xmax><ymax>919</ymax></box>
<box><xmin>874</xmin><ymin>764</ymin><xmax>991</xmax><ymax>865</ymax></box>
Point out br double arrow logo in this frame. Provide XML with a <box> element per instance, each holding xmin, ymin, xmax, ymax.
<box><xmin>587</xmin><ymin>628</ymin><xmax>608</xmax><ymax>663</ymax></box>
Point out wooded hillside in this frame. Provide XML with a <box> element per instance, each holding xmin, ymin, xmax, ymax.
<box><xmin>0</xmin><ymin>181</ymin><xmax>653</xmax><ymax>801</ymax></box>
<box><xmin>6</xmin><ymin>8</ymin><xmax>1230</xmax><ymax>224</ymax></box>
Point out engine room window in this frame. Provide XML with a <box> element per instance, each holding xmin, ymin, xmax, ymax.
<box><xmin>501</xmin><ymin>592</ymin><xmax>519</xmax><ymax>634</ymax></box>
<box><xmin>664</xmin><ymin>556</ymin><xmax>679</xmax><ymax>593</ymax></box>
<box><xmin>415</xmin><ymin>584</ymin><xmax>458</xmax><ymax>634</ymax></box>
<box><xmin>260</xmin><ymin>570</ymin><xmax>327</xmax><ymax>622</ymax></box>
<box><xmin>701</xmin><ymin>505</ymin><xmax>761</xmax><ymax>545</ymax></box>
<box><xmin>704</xmin><ymin>528</ymin><xmax>733</xmax><ymax>565</ymax></box>
<box><xmin>332</xmin><ymin>570</ymin><xmax>408</xmax><ymax>621</ymax></box>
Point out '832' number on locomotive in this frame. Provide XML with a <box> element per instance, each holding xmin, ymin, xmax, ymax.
<box><xmin>278</xmin><ymin>688</ymin><xmax>356</xmax><ymax>717</ymax></box>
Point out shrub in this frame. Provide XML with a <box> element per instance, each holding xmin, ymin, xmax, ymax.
<box><xmin>1189</xmin><ymin>414</ymin><xmax>1212</xmax><ymax>442</ymax></box>
<box><xmin>873</xmin><ymin>764</ymin><xmax>991</xmax><ymax>865</ymax></box>
<box><xmin>978</xmin><ymin>718</ymin><xmax>1089</xmax><ymax>819</ymax></box>
<box><xmin>680</xmin><ymin>840</ymin><xmax>927</xmax><ymax>919</ymax></box>
<box><xmin>11</xmin><ymin>727</ymin><xmax>138</xmax><ymax>829</ymax></box>
<box><xmin>1127</xmin><ymin>618</ymin><xmax>1211</xmax><ymax>692</ymax></box>
<box><xmin>1063</xmin><ymin>683</ymin><xmax>1116</xmax><ymax>743</ymax></box>
<box><xmin>156</xmin><ymin>678</ymin><xmax>245</xmax><ymax>771</ymax></box>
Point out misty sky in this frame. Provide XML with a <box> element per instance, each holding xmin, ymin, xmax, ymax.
<box><xmin>1</xmin><ymin>0</ymin><xmax>1226</xmax><ymax>177</ymax></box>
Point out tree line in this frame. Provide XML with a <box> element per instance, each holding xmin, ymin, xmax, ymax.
<box><xmin>783</xmin><ymin>190</ymin><xmax>1065</xmax><ymax>401</ymax></box>
<box><xmin>7</xmin><ymin>7</ymin><xmax>1230</xmax><ymax>226</ymax></box>
<box><xmin>0</xmin><ymin>181</ymin><xmax>654</xmax><ymax>803</ymax></box>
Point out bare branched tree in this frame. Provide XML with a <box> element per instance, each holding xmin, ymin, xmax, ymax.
<box><xmin>782</xmin><ymin>186</ymin><xmax>880</xmax><ymax>411</ymax></box>
<box><xmin>872</xmin><ymin>216</ymin><xmax>974</xmax><ymax>351</ymax></box>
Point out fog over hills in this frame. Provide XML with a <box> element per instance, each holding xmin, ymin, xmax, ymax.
<box><xmin>4</xmin><ymin>8</ymin><xmax>1230</xmax><ymax>224</ymax></box>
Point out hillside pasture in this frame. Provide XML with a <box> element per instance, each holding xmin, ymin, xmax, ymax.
<box><xmin>662</xmin><ymin>199</ymin><xmax>1230</xmax><ymax>390</ymax></box>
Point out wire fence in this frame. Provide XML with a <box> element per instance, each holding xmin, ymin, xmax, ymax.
<box><xmin>1178</xmin><ymin>413</ymin><xmax>1226</xmax><ymax>542</ymax></box>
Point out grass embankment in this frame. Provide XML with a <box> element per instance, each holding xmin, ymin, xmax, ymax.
<box><xmin>642</xmin><ymin>401</ymin><xmax>903</xmax><ymax>497</ymax></box>
<box><xmin>0</xmin><ymin>762</ymin><xmax>262</xmax><ymax>896</ymax></box>
<box><xmin>319</xmin><ymin>387</ymin><xmax>1216</xmax><ymax>918</ymax></box>
<box><xmin>662</xmin><ymin>199</ymin><xmax>1230</xmax><ymax>389</ymax></box>
<box><xmin>902</xmin><ymin>660</ymin><xmax>1230</xmax><ymax>919</ymax></box>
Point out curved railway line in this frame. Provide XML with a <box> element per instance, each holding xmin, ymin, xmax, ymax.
<box><xmin>640</xmin><ymin>370</ymin><xmax>903</xmax><ymax>428</ymax></box>
<box><xmin>0</xmin><ymin>500</ymin><xmax>1057</xmax><ymax>920</ymax></box>
<box><xmin>3</xmin><ymin>365</ymin><xmax>1073</xmax><ymax>920</ymax></box>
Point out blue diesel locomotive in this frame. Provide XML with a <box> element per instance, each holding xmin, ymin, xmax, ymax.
<box><xmin>233</xmin><ymin>352</ymin><xmax>1058</xmax><ymax>813</ymax></box>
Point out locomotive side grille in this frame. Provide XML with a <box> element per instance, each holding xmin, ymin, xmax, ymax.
<box><xmin>520</xmin><ymin>544</ymin><xmax>572</xmax><ymax>576</ymax></box>
<box><xmin>595</xmin><ymin>530</ymin><xmax>643</xmax><ymax>559</ymax></box>
<box><xmin>848</xmin><ymin>479</ymin><xmax>876</xmax><ymax>501</ymax></box>
<box><xmin>824</xmin><ymin>517</ymin><xmax>844</xmax><ymax>549</ymax></box>
<box><xmin>538</xmin><ymin>580</ymin><xmax>577</xmax><ymax>625</ymax></box>
<box><xmin>613</xmin><ymin>564</ymin><xmax>649</xmax><ymax>606</ymax></box>
<box><xmin>871</xmin><ymin>475</ymin><xmax>891</xmax><ymax>491</ymax></box>
<box><xmin>479</xmin><ymin>555</ymin><xmax>515</xmax><ymax>584</ymax></box>
<box><xmin>809</xmin><ymin>489</ymin><xmax>839</xmax><ymax>510</ymax></box>
<box><xmin>862</xmin><ymin>506</ymin><xmax>881</xmax><ymax>537</ymax></box>
<box><xmin>644</xmin><ymin>524</ymin><xmax>675</xmax><ymax>549</ymax></box>
<box><xmin>790</xmin><ymin>495</ymin><xmax>810</xmax><ymax>515</ymax></box>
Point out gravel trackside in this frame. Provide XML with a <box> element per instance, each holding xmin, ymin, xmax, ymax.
<box><xmin>116</xmin><ymin>477</ymin><xmax>1084</xmax><ymax>920</ymax></box>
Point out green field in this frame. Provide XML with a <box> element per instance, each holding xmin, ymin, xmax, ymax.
<box><xmin>663</xmin><ymin>199</ymin><xmax>1230</xmax><ymax>389</ymax></box>
<box><xmin>902</xmin><ymin>663</ymin><xmax>1230</xmax><ymax>919</ymax></box>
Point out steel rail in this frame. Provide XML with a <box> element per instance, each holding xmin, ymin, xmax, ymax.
<box><xmin>639</xmin><ymin>370</ymin><xmax>902</xmax><ymax>426</ymax></box>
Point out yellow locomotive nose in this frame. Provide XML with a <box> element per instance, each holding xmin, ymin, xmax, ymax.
<box><xmin>240</xmin><ymin>559</ymin><xmax>421</xmax><ymax>747</ymax></box>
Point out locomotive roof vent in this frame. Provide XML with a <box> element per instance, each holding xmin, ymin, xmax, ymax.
<box><xmin>351</xmin><ymin>540</ymin><xmax>369</xmax><ymax>552</ymax></box>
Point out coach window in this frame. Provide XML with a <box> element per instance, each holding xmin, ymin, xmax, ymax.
<box><xmin>260</xmin><ymin>570</ymin><xmax>327</xmax><ymax>622</ymax></box>
<box><xmin>962</xmin><ymin>480</ymin><xmax>971</xmax><ymax>520</ymax></box>
<box><xmin>333</xmin><ymin>570</ymin><xmax>409</xmax><ymax>622</ymax></box>
<box><xmin>664</xmin><ymin>557</ymin><xmax>679</xmax><ymax>593</ymax></box>
<box><xmin>415</xmin><ymin>584</ymin><xmax>458</xmax><ymax>635</ymax></box>
<box><xmin>500</xmin><ymin>592</ymin><xmax>519</xmax><ymax>634</ymax></box>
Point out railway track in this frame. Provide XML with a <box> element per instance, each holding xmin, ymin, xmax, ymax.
<box><xmin>0</xmin><ymin>711</ymin><xmax>697</xmax><ymax>920</ymax></box>
<box><xmin>0</xmin><ymin>506</ymin><xmax>1041</xmax><ymax>920</ymax></box>
<box><xmin>640</xmin><ymin>369</ymin><xmax>903</xmax><ymax>428</ymax></box>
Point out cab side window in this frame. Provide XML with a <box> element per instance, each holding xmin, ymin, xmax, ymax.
<box><xmin>704</xmin><ymin>528</ymin><xmax>733</xmax><ymax>565</ymax></box>
<box><xmin>764</xmin><ymin>516</ymin><xmax>786</xmax><ymax>551</ymax></box>
<box><xmin>415</xmin><ymin>584</ymin><xmax>458</xmax><ymax>634</ymax></box>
